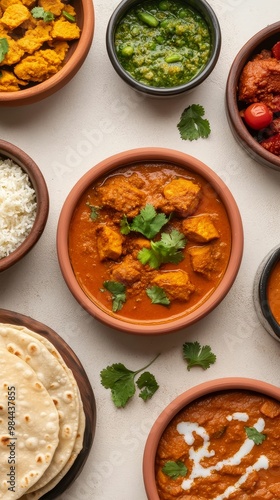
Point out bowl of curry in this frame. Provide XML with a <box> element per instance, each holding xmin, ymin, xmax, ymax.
<box><xmin>253</xmin><ymin>245</ymin><xmax>280</xmax><ymax>342</ymax></box>
<box><xmin>0</xmin><ymin>0</ymin><xmax>94</xmax><ymax>106</ymax></box>
<box><xmin>106</xmin><ymin>0</ymin><xmax>221</xmax><ymax>97</ymax></box>
<box><xmin>143</xmin><ymin>377</ymin><xmax>280</xmax><ymax>499</ymax></box>
<box><xmin>226</xmin><ymin>22</ymin><xmax>280</xmax><ymax>171</ymax></box>
<box><xmin>56</xmin><ymin>147</ymin><xmax>243</xmax><ymax>335</ymax></box>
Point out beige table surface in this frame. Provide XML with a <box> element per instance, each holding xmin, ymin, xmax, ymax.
<box><xmin>1</xmin><ymin>0</ymin><xmax>280</xmax><ymax>498</ymax></box>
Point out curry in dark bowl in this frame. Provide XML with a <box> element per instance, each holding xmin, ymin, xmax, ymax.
<box><xmin>69</xmin><ymin>163</ymin><xmax>231</xmax><ymax>324</ymax></box>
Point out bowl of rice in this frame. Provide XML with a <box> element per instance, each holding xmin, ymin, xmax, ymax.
<box><xmin>0</xmin><ymin>139</ymin><xmax>49</xmax><ymax>272</ymax></box>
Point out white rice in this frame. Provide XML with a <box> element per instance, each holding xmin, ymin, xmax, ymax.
<box><xmin>0</xmin><ymin>158</ymin><xmax>37</xmax><ymax>259</ymax></box>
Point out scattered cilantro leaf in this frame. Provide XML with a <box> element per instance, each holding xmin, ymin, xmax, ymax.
<box><xmin>177</xmin><ymin>104</ymin><xmax>211</xmax><ymax>141</ymax></box>
<box><xmin>245</xmin><ymin>427</ymin><xmax>266</xmax><ymax>445</ymax></box>
<box><xmin>0</xmin><ymin>38</ymin><xmax>8</xmax><ymax>64</ymax></box>
<box><xmin>146</xmin><ymin>286</ymin><xmax>170</xmax><ymax>306</ymax></box>
<box><xmin>86</xmin><ymin>202</ymin><xmax>100</xmax><ymax>220</ymax></box>
<box><xmin>100</xmin><ymin>354</ymin><xmax>160</xmax><ymax>408</ymax></box>
<box><xmin>31</xmin><ymin>6</ymin><xmax>55</xmax><ymax>21</ymax></box>
<box><xmin>136</xmin><ymin>371</ymin><xmax>159</xmax><ymax>401</ymax></box>
<box><xmin>138</xmin><ymin>229</ymin><xmax>186</xmax><ymax>269</ymax></box>
<box><xmin>120</xmin><ymin>204</ymin><xmax>170</xmax><ymax>239</ymax></box>
<box><xmin>63</xmin><ymin>10</ymin><xmax>76</xmax><ymax>22</ymax></box>
<box><xmin>103</xmin><ymin>281</ymin><xmax>126</xmax><ymax>312</ymax></box>
<box><xmin>182</xmin><ymin>341</ymin><xmax>216</xmax><ymax>371</ymax></box>
<box><xmin>162</xmin><ymin>461</ymin><xmax>188</xmax><ymax>479</ymax></box>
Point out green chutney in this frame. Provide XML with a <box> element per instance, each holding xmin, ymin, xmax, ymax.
<box><xmin>114</xmin><ymin>0</ymin><xmax>211</xmax><ymax>88</ymax></box>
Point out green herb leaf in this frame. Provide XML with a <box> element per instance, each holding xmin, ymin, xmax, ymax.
<box><xmin>100</xmin><ymin>354</ymin><xmax>160</xmax><ymax>408</ymax></box>
<box><xmin>162</xmin><ymin>461</ymin><xmax>188</xmax><ymax>479</ymax></box>
<box><xmin>31</xmin><ymin>6</ymin><xmax>55</xmax><ymax>22</ymax></box>
<box><xmin>146</xmin><ymin>286</ymin><xmax>170</xmax><ymax>306</ymax></box>
<box><xmin>103</xmin><ymin>281</ymin><xmax>126</xmax><ymax>312</ymax></box>
<box><xmin>62</xmin><ymin>10</ymin><xmax>76</xmax><ymax>22</ymax></box>
<box><xmin>121</xmin><ymin>204</ymin><xmax>170</xmax><ymax>239</ymax></box>
<box><xmin>136</xmin><ymin>371</ymin><xmax>159</xmax><ymax>401</ymax></box>
<box><xmin>245</xmin><ymin>427</ymin><xmax>266</xmax><ymax>445</ymax></box>
<box><xmin>86</xmin><ymin>202</ymin><xmax>100</xmax><ymax>220</ymax></box>
<box><xmin>0</xmin><ymin>38</ymin><xmax>9</xmax><ymax>64</ymax></box>
<box><xmin>177</xmin><ymin>104</ymin><xmax>211</xmax><ymax>141</ymax></box>
<box><xmin>182</xmin><ymin>341</ymin><xmax>216</xmax><ymax>370</ymax></box>
<box><xmin>120</xmin><ymin>215</ymin><xmax>131</xmax><ymax>235</ymax></box>
<box><xmin>138</xmin><ymin>230</ymin><xmax>186</xmax><ymax>269</ymax></box>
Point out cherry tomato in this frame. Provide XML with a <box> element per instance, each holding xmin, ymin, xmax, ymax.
<box><xmin>272</xmin><ymin>41</ymin><xmax>280</xmax><ymax>60</ymax></box>
<box><xmin>243</xmin><ymin>102</ymin><xmax>273</xmax><ymax>130</ymax></box>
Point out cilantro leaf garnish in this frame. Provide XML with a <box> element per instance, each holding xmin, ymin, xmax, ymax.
<box><xmin>177</xmin><ymin>104</ymin><xmax>211</xmax><ymax>141</ymax></box>
<box><xmin>120</xmin><ymin>204</ymin><xmax>170</xmax><ymax>239</ymax></box>
<box><xmin>63</xmin><ymin>10</ymin><xmax>76</xmax><ymax>22</ymax></box>
<box><xmin>103</xmin><ymin>281</ymin><xmax>126</xmax><ymax>312</ymax></box>
<box><xmin>0</xmin><ymin>38</ymin><xmax>9</xmax><ymax>64</ymax></box>
<box><xmin>182</xmin><ymin>341</ymin><xmax>216</xmax><ymax>370</ymax></box>
<box><xmin>146</xmin><ymin>286</ymin><xmax>170</xmax><ymax>306</ymax></box>
<box><xmin>138</xmin><ymin>229</ymin><xmax>186</xmax><ymax>269</ymax></box>
<box><xmin>136</xmin><ymin>371</ymin><xmax>159</xmax><ymax>401</ymax></box>
<box><xmin>100</xmin><ymin>354</ymin><xmax>160</xmax><ymax>408</ymax></box>
<box><xmin>162</xmin><ymin>461</ymin><xmax>188</xmax><ymax>479</ymax></box>
<box><xmin>86</xmin><ymin>202</ymin><xmax>100</xmax><ymax>220</ymax></box>
<box><xmin>245</xmin><ymin>427</ymin><xmax>266</xmax><ymax>445</ymax></box>
<box><xmin>31</xmin><ymin>6</ymin><xmax>55</xmax><ymax>22</ymax></box>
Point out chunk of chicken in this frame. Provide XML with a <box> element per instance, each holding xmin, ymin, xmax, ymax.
<box><xmin>17</xmin><ymin>21</ymin><xmax>52</xmax><ymax>54</ymax></box>
<box><xmin>260</xmin><ymin>399</ymin><xmax>280</xmax><ymax>418</ymax></box>
<box><xmin>0</xmin><ymin>69</ymin><xmax>27</xmax><ymax>91</ymax></box>
<box><xmin>161</xmin><ymin>178</ymin><xmax>201</xmax><ymax>217</ymax></box>
<box><xmin>96</xmin><ymin>225</ymin><xmax>123</xmax><ymax>261</ymax></box>
<box><xmin>0</xmin><ymin>35</ymin><xmax>24</xmax><ymax>66</ymax></box>
<box><xmin>110</xmin><ymin>255</ymin><xmax>142</xmax><ymax>285</ymax></box>
<box><xmin>152</xmin><ymin>270</ymin><xmax>195</xmax><ymax>301</ymax></box>
<box><xmin>38</xmin><ymin>0</ymin><xmax>64</xmax><ymax>16</ymax></box>
<box><xmin>97</xmin><ymin>176</ymin><xmax>146</xmax><ymax>218</ymax></box>
<box><xmin>14</xmin><ymin>48</ymin><xmax>64</xmax><ymax>82</ymax></box>
<box><xmin>188</xmin><ymin>245</ymin><xmax>221</xmax><ymax>277</ymax></box>
<box><xmin>182</xmin><ymin>215</ymin><xmax>219</xmax><ymax>243</ymax></box>
<box><xmin>1</xmin><ymin>3</ymin><xmax>30</xmax><ymax>28</ymax></box>
<box><xmin>51</xmin><ymin>19</ymin><xmax>80</xmax><ymax>41</ymax></box>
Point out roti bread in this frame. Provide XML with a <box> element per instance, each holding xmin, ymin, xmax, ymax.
<box><xmin>0</xmin><ymin>349</ymin><xmax>59</xmax><ymax>499</ymax></box>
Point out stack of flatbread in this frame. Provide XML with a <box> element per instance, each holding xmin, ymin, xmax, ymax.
<box><xmin>0</xmin><ymin>323</ymin><xmax>86</xmax><ymax>499</ymax></box>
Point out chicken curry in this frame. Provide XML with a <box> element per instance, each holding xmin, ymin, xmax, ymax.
<box><xmin>69</xmin><ymin>162</ymin><xmax>231</xmax><ymax>323</ymax></box>
<box><xmin>156</xmin><ymin>390</ymin><xmax>280</xmax><ymax>499</ymax></box>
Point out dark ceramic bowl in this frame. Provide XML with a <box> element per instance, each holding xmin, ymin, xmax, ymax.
<box><xmin>226</xmin><ymin>22</ymin><xmax>280</xmax><ymax>171</ymax></box>
<box><xmin>57</xmin><ymin>147</ymin><xmax>243</xmax><ymax>335</ymax></box>
<box><xmin>253</xmin><ymin>245</ymin><xmax>280</xmax><ymax>341</ymax></box>
<box><xmin>106</xmin><ymin>0</ymin><xmax>221</xmax><ymax>97</ymax></box>
<box><xmin>0</xmin><ymin>0</ymin><xmax>94</xmax><ymax>107</ymax></box>
<box><xmin>0</xmin><ymin>139</ymin><xmax>49</xmax><ymax>272</ymax></box>
<box><xmin>143</xmin><ymin>377</ymin><xmax>280</xmax><ymax>499</ymax></box>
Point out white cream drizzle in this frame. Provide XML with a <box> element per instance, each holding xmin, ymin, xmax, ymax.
<box><xmin>176</xmin><ymin>413</ymin><xmax>269</xmax><ymax>499</ymax></box>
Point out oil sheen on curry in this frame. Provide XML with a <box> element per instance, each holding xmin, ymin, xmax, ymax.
<box><xmin>69</xmin><ymin>163</ymin><xmax>231</xmax><ymax>323</ymax></box>
<box><xmin>156</xmin><ymin>390</ymin><xmax>280</xmax><ymax>499</ymax></box>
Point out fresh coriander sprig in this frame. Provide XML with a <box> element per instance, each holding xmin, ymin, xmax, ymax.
<box><xmin>103</xmin><ymin>281</ymin><xmax>126</xmax><ymax>312</ymax></box>
<box><xmin>120</xmin><ymin>204</ymin><xmax>170</xmax><ymax>239</ymax></box>
<box><xmin>146</xmin><ymin>286</ymin><xmax>170</xmax><ymax>306</ymax></box>
<box><xmin>177</xmin><ymin>104</ymin><xmax>211</xmax><ymax>141</ymax></box>
<box><xmin>31</xmin><ymin>6</ymin><xmax>55</xmax><ymax>22</ymax></box>
<box><xmin>100</xmin><ymin>354</ymin><xmax>160</xmax><ymax>408</ymax></box>
<box><xmin>162</xmin><ymin>460</ymin><xmax>188</xmax><ymax>479</ymax></box>
<box><xmin>0</xmin><ymin>38</ymin><xmax>8</xmax><ymax>64</ymax></box>
<box><xmin>182</xmin><ymin>341</ymin><xmax>216</xmax><ymax>370</ymax></box>
<box><xmin>138</xmin><ymin>229</ymin><xmax>186</xmax><ymax>269</ymax></box>
<box><xmin>245</xmin><ymin>427</ymin><xmax>266</xmax><ymax>445</ymax></box>
<box><xmin>86</xmin><ymin>202</ymin><xmax>100</xmax><ymax>220</ymax></box>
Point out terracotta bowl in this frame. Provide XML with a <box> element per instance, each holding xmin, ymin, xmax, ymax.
<box><xmin>226</xmin><ymin>22</ymin><xmax>280</xmax><ymax>171</ymax></box>
<box><xmin>57</xmin><ymin>147</ymin><xmax>243</xmax><ymax>335</ymax></box>
<box><xmin>0</xmin><ymin>0</ymin><xmax>94</xmax><ymax>107</ymax></box>
<box><xmin>106</xmin><ymin>0</ymin><xmax>221</xmax><ymax>97</ymax></box>
<box><xmin>0</xmin><ymin>139</ymin><xmax>49</xmax><ymax>272</ymax></box>
<box><xmin>253</xmin><ymin>245</ymin><xmax>280</xmax><ymax>342</ymax></box>
<box><xmin>143</xmin><ymin>377</ymin><xmax>280</xmax><ymax>499</ymax></box>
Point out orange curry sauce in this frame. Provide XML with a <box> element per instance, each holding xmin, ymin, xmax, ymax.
<box><xmin>68</xmin><ymin>163</ymin><xmax>231</xmax><ymax>323</ymax></box>
<box><xmin>267</xmin><ymin>259</ymin><xmax>280</xmax><ymax>324</ymax></box>
<box><xmin>156</xmin><ymin>391</ymin><xmax>280</xmax><ymax>500</ymax></box>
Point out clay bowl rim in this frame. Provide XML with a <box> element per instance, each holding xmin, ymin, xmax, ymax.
<box><xmin>143</xmin><ymin>376</ymin><xmax>280</xmax><ymax>499</ymax></box>
<box><xmin>56</xmin><ymin>147</ymin><xmax>243</xmax><ymax>335</ymax></box>
<box><xmin>0</xmin><ymin>0</ymin><xmax>95</xmax><ymax>107</ymax></box>
<box><xmin>0</xmin><ymin>139</ymin><xmax>49</xmax><ymax>272</ymax></box>
<box><xmin>257</xmin><ymin>245</ymin><xmax>280</xmax><ymax>339</ymax></box>
<box><xmin>226</xmin><ymin>21</ymin><xmax>280</xmax><ymax>171</ymax></box>
<box><xmin>106</xmin><ymin>0</ymin><xmax>221</xmax><ymax>97</ymax></box>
